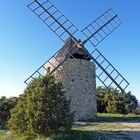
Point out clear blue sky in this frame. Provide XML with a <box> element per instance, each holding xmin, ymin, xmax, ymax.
<box><xmin>0</xmin><ymin>0</ymin><xmax>140</xmax><ymax>99</ymax></box>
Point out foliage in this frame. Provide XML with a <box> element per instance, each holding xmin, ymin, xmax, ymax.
<box><xmin>0</xmin><ymin>96</ymin><xmax>18</xmax><ymax>127</ymax></box>
<box><xmin>8</xmin><ymin>75</ymin><xmax>74</xmax><ymax>136</ymax></box>
<box><xmin>96</xmin><ymin>86</ymin><xmax>138</xmax><ymax>114</ymax></box>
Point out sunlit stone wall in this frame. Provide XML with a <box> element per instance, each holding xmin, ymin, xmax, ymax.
<box><xmin>45</xmin><ymin>58</ymin><xmax>97</xmax><ymax>121</ymax></box>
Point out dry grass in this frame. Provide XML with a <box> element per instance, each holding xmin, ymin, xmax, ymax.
<box><xmin>1</xmin><ymin>113</ymin><xmax>140</xmax><ymax>140</ymax></box>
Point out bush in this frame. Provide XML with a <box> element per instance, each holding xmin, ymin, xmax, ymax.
<box><xmin>8</xmin><ymin>75</ymin><xmax>74</xmax><ymax>136</ymax></box>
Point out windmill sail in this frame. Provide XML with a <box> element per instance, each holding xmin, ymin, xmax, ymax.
<box><xmin>27</xmin><ymin>0</ymin><xmax>78</xmax><ymax>42</ymax></box>
<box><xmin>80</xmin><ymin>9</ymin><xmax>129</xmax><ymax>92</ymax></box>
<box><xmin>89</xmin><ymin>48</ymin><xmax>129</xmax><ymax>92</ymax></box>
<box><xmin>26</xmin><ymin>0</ymin><xmax>84</xmax><ymax>85</ymax></box>
<box><xmin>82</xmin><ymin>9</ymin><xmax>122</xmax><ymax>47</ymax></box>
<box><xmin>80</xmin><ymin>45</ymin><xmax>129</xmax><ymax>93</ymax></box>
<box><xmin>24</xmin><ymin>38</ymin><xmax>81</xmax><ymax>85</ymax></box>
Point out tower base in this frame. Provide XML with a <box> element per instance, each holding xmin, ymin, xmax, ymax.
<box><xmin>46</xmin><ymin>58</ymin><xmax>97</xmax><ymax>121</ymax></box>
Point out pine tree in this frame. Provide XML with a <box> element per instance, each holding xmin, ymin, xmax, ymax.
<box><xmin>8</xmin><ymin>75</ymin><xmax>73</xmax><ymax>136</ymax></box>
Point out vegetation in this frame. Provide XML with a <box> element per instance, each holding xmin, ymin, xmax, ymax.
<box><xmin>8</xmin><ymin>75</ymin><xmax>73</xmax><ymax>136</ymax></box>
<box><xmin>0</xmin><ymin>81</ymin><xmax>139</xmax><ymax>139</ymax></box>
<box><xmin>96</xmin><ymin>86</ymin><xmax>138</xmax><ymax>114</ymax></box>
<box><xmin>0</xmin><ymin>96</ymin><xmax>18</xmax><ymax>128</ymax></box>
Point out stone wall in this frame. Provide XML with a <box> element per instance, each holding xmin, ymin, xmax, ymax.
<box><xmin>45</xmin><ymin>58</ymin><xmax>97</xmax><ymax>121</ymax></box>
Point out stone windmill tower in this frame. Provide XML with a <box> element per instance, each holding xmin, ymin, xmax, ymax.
<box><xmin>25</xmin><ymin>0</ymin><xmax>129</xmax><ymax>121</ymax></box>
<box><xmin>45</xmin><ymin>38</ymin><xmax>96</xmax><ymax>120</ymax></box>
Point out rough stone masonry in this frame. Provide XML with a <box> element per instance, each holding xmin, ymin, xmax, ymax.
<box><xmin>46</xmin><ymin>57</ymin><xmax>97</xmax><ymax>121</ymax></box>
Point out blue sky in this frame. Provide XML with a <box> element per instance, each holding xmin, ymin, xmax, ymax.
<box><xmin>0</xmin><ymin>0</ymin><xmax>140</xmax><ymax>99</ymax></box>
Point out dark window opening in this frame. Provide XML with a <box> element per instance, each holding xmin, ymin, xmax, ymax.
<box><xmin>69</xmin><ymin>53</ymin><xmax>91</xmax><ymax>60</ymax></box>
<box><xmin>47</xmin><ymin>67</ymin><xmax>51</xmax><ymax>73</ymax></box>
<box><xmin>71</xmin><ymin>79</ymin><xmax>74</xmax><ymax>82</ymax></box>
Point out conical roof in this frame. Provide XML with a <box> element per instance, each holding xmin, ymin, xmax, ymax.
<box><xmin>56</xmin><ymin>37</ymin><xmax>91</xmax><ymax>60</ymax></box>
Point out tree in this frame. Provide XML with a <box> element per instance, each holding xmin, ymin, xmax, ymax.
<box><xmin>96</xmin><ymin>87</ymin><xmax>108</xmax><ymax>113</ymax></box>
<box><xmin>8</xmin><ymin>75</ymin><xmax>73</xmax><ymax>136</ymax></box>
<box><xmin>0</xmin><ymin>96</ymin><xmax>18</xmax><ymax>122</ymax></box>
<box><xmin>124</xmin><ymin>92</ymin><xmax>138</xmax><ymax>113</ymax></box>
<box><xmin>96</xmin><ymin>86</ymin><xmax>138</xmax><ymax>114</ymax></box>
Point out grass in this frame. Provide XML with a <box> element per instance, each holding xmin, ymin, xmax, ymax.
<box><xmin>0</xmin><ymin>131</ymin><xmax>6</xmax><ymax>137</ymax></box>
<box><xmin>98</xmin><ymin>113</ymin><xmax>140</xmax><ymax>118</ymax></box>
<box><xmin>95</xmin><ymin>113</ymin><xmax>140</xmax><ymax>122</ymax></box>
<box><xmin>1</xmin><ymin>113</ymin><xmax>140</xmax><ymax>140</ymax></box>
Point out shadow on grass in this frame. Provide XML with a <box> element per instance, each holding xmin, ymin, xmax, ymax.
<box><xmin>51</xmin><ymin>130</ymin><xmax>133</xmax><ymax>140</ymax></box>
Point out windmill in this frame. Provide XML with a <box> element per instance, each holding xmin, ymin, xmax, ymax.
<box><xmin>25</xmin><ymin>0</ymin><xmax>129</xmax><ymax>121</ymax></box>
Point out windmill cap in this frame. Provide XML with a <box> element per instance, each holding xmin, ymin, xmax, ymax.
<box><xmin>56</xmin><ymin>37</ymin><xmax>92</xmax><ymax>60</ymax></box>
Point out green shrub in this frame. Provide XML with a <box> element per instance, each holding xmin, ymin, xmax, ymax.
<box><xmin>8</xmin><ymin>75</ymin><xmax>74</xmax><ymax>136</ymax></box>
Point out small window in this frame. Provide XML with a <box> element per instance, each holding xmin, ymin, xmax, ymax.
<box><xmin>47</xmin><ymin>67</ymin><xmax>51</xmax><ymax>73</ymax></box>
